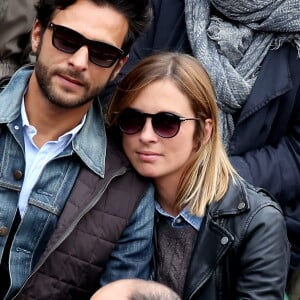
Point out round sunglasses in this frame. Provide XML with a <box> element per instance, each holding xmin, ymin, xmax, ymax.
<box><xmin>48</xmin><ymin>23</ymin><xmax>124</xmax><ymax>68</ymax></box>
<box><xmin>118</xmin><ymin>108</ymin><xmax>201</xmax><ymax>138</ymax></box>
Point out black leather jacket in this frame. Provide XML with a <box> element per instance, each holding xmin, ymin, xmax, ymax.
<box><xmin>156</xmin><ymin>178</ymin><xmax>289</xmax><ymax>300</ymax></box>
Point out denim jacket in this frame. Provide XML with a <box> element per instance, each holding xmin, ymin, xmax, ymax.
<box><xmin>0</xmin><ymin>65</ymin><xmax>154</xmax><ymax>299</ymax></box>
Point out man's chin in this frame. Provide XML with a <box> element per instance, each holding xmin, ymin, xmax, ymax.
<box><xmin>46</xmin><ymin>95</ymin><xmax>86</xmax><ymax>109</ymax></box>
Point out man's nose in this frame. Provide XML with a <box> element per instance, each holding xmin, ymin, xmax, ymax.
<box><xmin>68</xmin><ymin>45</ymin><xmax>89</xmax><ymax>71</ymax></box>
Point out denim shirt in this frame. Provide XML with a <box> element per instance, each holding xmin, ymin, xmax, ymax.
<box><xmin>0</xmin><ymin>65</ymin><xmax>154</xmax><ymax>299</ymax></box>
<box><xmin>155</xmin><ymin>201</ymin><xmax>202</xmax><ymax>230</ymax></box>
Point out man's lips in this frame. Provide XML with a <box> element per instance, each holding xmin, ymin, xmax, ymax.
<box><xmin>58</xmin><ymin>74</ymin><xmax>84</xmax><ymax>86</ymax></box>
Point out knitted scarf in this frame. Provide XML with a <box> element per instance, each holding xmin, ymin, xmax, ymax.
<box><xmin>0</xmin><ymin>1</ymin><xmax>8</xmax><ymax>19</ymax></box>
<box><xmin>185</xmin><ymin>0</ymin><xmax>300</xmax><ymax>149</ymax></box>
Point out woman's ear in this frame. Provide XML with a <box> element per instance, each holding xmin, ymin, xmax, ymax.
<box><xmin>193</xmin><ymin>118</ymin><xmax>213</xmax><ymax>150</ymax></box>
<box><xmin>202</xmin><ymin>118</ymin><xmax>213</xmax><ymax>145</ymax></box>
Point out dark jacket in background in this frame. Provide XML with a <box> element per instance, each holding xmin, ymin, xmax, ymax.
<box><xmin>229</xmin><ymin>43</ymin><xmax>300</xmax><ymax>271</ymax></box>
<box><xmin>106</xmin><ymin>0</ymin><xmax>300</xmax><ymax>271</ymax></box>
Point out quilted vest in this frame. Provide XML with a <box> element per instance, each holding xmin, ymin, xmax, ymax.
<box><xmin>13</xmin><ymin>137</ymin><xmax>149</xmax><ymax>300</ymax></box>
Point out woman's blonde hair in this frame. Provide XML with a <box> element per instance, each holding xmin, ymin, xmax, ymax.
<box><xmin>107</xmin><ymin>52</ymin><xmax>237</xmax><ymax>216</ymax></box>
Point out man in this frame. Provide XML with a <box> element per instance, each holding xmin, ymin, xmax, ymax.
<box><xmin>91</xmin><ymin>279</ymin><xmax>181</xmax><ymax>300</ymax></box>
<box><xmin>0</xmin><ymin>0</ymin><xmax>152</xmax><ymax>299</ymax></box>
<box><xmin>106</xmin><ymin>0</ymin><xmax>300</xmax><ymax>280</ymax></box>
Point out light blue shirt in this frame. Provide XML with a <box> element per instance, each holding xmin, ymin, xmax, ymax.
<box><xmin>18</xmin><ymin>98</ymin><xmax>86</xmax><ymax>216</ymax></box>
<box><xmin>155</xmin><ymin>201</ymin><xmax>202</xmax><ymax>230</ymax></box>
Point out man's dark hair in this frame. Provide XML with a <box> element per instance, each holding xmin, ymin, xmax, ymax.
<box><xmin>35</xmin><ymin>0</ymin><xmax>152</xmax><ymax>54</ymax></box>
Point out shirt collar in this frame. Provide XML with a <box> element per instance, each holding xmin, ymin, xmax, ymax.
<box><xmin>21</xmin><ymin>96</ymin><xmax>86</xmax><ymax>143</ymax></box>
<box><xmin>155</xmin><ymin>201</ymin><xmax>202</xmax><ymax>231</ymax></box>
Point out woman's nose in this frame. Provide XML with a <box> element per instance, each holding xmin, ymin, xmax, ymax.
<box><xmin>139</xmin><ymin>118</ymin><xmax>158</xmax><ymax>143</ymax></box>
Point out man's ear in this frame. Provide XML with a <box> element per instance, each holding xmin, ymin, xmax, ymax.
<box><xmin>110</xmin><ymin>55</ymin><xmax>129</xmax><ymax>81</ymax></box>
<box><xmin>31</xmin><ymin>19</ymin><xmax>42</xmax><ymax>54</ymax></box>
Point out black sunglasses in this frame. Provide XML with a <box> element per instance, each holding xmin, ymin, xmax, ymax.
<box><xmin>48</xmin><ymin>22</ymin><xmax>125</xmax><ymax>68</ymax></box>
<box><xmin>118</xmin><ymin>108</ymin><xmax>201</xmax><ymax>138</ymax></box>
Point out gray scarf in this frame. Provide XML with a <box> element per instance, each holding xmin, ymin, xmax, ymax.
<box><xmin>0</xmin><ymin>1</ymin><xmax>8</xmax><ymax>20</ymax></box>
<box><xmin>185</xmin><ymin>0</ymin><xmax>300</xmax><ymax>149</ymax></box>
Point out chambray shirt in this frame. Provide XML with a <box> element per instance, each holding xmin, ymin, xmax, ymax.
<box><xmin>19</xmin><ymin>99</ymin><xmax>86</xmax><ymax>216</ymax></box>
<box><xmin>155</xmin><ymin>201</ymin><xmax>202</xmax><ymax>230</ymax></box>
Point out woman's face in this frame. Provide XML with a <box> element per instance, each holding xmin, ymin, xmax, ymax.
<box><xmin>122</xmin><ymin>79</ymin><xmax>199</xmax><ymax>185</ymax></box>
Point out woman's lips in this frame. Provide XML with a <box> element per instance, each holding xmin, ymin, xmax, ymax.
<box><xmin>136</xmin><ymin>151</ymin><xmax>161</xmax><ymax>162</ymax></box>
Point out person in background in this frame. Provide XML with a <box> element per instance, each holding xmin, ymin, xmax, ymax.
<box><xmin>0</xmin><ymin>0</ymin><xmax>37</xmax><ymax>79</ymax></box>
<box><xmin>107</xmin><ymin>52</ymin><xmax>290</xmax><ymax>300</ymax></box>
<box><xmin>0</xmin><ymin>0</ymin><xmax>153</xmax><ymax>299</ymax></box>
<box><xmin>103</xmin><ymin>0</ymin><xmax>300</xmax><ymax>280</ymax></box>
<box><xmin>91</xmin><ymin>279</ymin><xmax>181</xmax><ymax>300</ymax></box>
<box><xmin>286</xmin><ymin>266</ymin><xmax>300</xmax><ymax>300</ymax></box>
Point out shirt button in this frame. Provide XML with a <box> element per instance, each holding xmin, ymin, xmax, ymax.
<box><xmin>0</xmin><ymin>226</ymin><xmax>9</xmax><ymax>236</ymax></box>
<box><xmin>175</xmin><ymin>218</ymin><xmax>183</xmax><ymax>224</ymax></box>
<box><xmin>238</xmin><ymin>202</ymin><xmax>246</xmax><ymax>210</ymax></box>
<box><xmin>14</xmin><ymin>125</ymin><xmax>20</xmax><ymax>130</ymax></box>
<box><xmin>13</xmin><ymin>170</ymin><xmax>23</xmax><ymax>180</ymax></box>
<box><xmin>221</xmin><ymin>236</ymin><xmax>229</xmax><ymax>245</ymax></box>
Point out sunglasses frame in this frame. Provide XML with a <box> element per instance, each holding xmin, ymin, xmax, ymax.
<box><xmin>48</xmin><ymin>22</ymin><xmax>125</xmax><ymax>68</ymax></box>
<box><xmin>118</xmin><ymin>108</ymin><xmax>201</xmax><ymax>138</ymax></box>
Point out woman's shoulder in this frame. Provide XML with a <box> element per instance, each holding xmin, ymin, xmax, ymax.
<box><xmin>210</xmin><ymin>176</ymin><xmax>282</xmax><ymax>217</ymax></box>
<box><xmin>209</xmin><ymin>176</ymin><xmax>285</xmax><ymax>236</ymax></box>
<box><xmin>236</xmin><ymin>177</ymin><xmax>282</xmax><ymax>213</ymax></box>
<box><xmin>230</xmin><ymin>177</ymin><xmax>285</xmax><ymax>231</ymax></box>
<box><xmin>213</xmin><ymin>177</ymin><xmax>288</xmax><ymax>251</ymax></box>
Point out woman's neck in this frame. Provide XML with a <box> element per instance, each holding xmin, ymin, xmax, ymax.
<box><xmin>154</xmin><ymin>178</ymin><xmax>180</xmax><ymax>217</ymax></box>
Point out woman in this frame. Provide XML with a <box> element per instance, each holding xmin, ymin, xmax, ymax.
<box><xmin>106</xmin><ymin>0</ymin><xmax>300</xmax><ymax>278</ymax></box>
<box><xmin>107</xmin><ymin>52</ymin><xmax>289</xmax><ymax>300</ymax></box>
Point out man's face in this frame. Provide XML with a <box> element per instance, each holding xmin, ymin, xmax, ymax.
<box><xmin>31</xmin><ymin>0</ymin><xmax>129</xmax><ymax>108</ymax></box>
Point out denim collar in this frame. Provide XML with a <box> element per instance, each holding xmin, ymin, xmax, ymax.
<box><xmin>155</xmin><ymin>201</ymin><xmax>202</xmax><ymax>231</ymax></box>
<box><xmin>0</xmin><ymin>64</ymin><xmax>106</xmax><ymax>177</ymax></box>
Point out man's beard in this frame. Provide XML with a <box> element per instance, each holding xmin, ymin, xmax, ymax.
<box><xmin>34</xmin><ymin>59</ymin><xmax>107</xmax><ymax>109</ymax></box>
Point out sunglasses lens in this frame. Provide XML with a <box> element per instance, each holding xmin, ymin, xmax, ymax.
<box><xmin>89</xmin><ymin>43</ymin><xmax>123</xmax><ymax>68</ymax></box>
<box><xmin>50</xmin><ymin>23</ymin><xmax>123</xmax><ymax>68</ymax></box>
<box><xmin>119</xmin><ymin>109</ymin><xmax>145</xmax><ymax>134</ymax></box>
<box><xmin>152</xmin><ymin>113</ymin><xmax>181</xmax><ymax>138</ymax></box>
<box><xmin>53</xmin><ymin>26</ymin><xmax>82</xmax><ymax>54</ymax></box>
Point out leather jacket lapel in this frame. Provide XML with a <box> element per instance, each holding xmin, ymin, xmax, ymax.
<box><xmin>183</xmin><ymin>214</ymin><xmax>234</xmax><ymax>299</ymax></box>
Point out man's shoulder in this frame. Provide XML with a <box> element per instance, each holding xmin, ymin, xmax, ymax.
<box><xmin>105</xmin><ymin>127</ymin><xmax>130</xmax><ymax>168</ymax></box>
<box><xmin>0</xmin><ymin>65</ymin><xmax>33</xmax><ymax>95</ymax></box>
